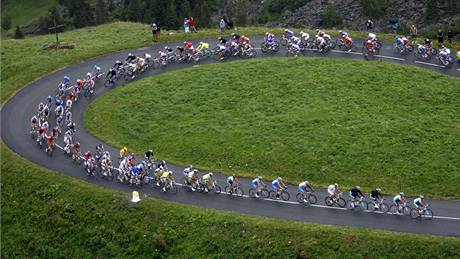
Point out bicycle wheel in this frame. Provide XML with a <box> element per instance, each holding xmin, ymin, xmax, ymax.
<box><xmin>380</xmin><ymin>203</ymin><xmax>389</xmax><ymax>213</ymax></box>
<box><xmin>261</xmin><ymin>188</ymin><xmax>270</xmax><ymax>198</ymax></box>
<box><xmin>389</xmin><ymin>205</ymin><xmax>398</xmax><ymax>214</ymax></box>
<box><xmin>411</xmin><ymin>209</ymin><xmax>420</xmax><ymax>219</ymax></box>
<box><xmin>280</xmin><ymin>38</ymin><xmax>288</xmax><ymax>46</ymax></box>
<box><xmin>359</xmin><ymin>201</ymin><xmax>368</xmax><ymax>210</ymax></box>
<box><xmin>308</xmin><ymin>194</ymin><xmax>318</xmax><ymax>204</ymax></box>
<box><xmin>248</xmin><ymin>188</ymin><xmax>256</xmax><ymax>197</ymax></box>
<box><xmin>325</xmin><ymin>196</ymin><xmax>334</xmax><ymax>206</ymax></box>
<box><xmin>337</xmin><ymin>198</ymin><xmax>347</xmax><ymax>208</ymax></box>
<box><xmin>281</xmin><ymin>190</ymin><xmax>290</xmax><ymax>201</ymax></box>
<box><xmin>213</xmin><ymin>185</ymin><xmax>221</xmax><ymax>194</ymax></box>
<box><xmin>403</xmin><ymin>206</ymin><xmax>412</xmax><ymax>216</ymax></box>
<box><xmin>169</xmin><ymin>184</ymin><xmax>178</xmax><ymax>194</ymax></box>
<box><xmin>142</xmin><ymin>175</ymin><xmax>150</xmax><ymax>185</ymax></box>
<box><xmin>347</xmin><ymin>201</ymin><xmax>355</xmax><ymax>210</ymax></box>
<box><xmin>235</xmin><ymin>187</ymin><xmax>244</xmax><ymax>197</ymax></box>
<box><xmin>296</xmin><ymin>193</ymin><xmax>304</xmax><ymax>203</ymax></box>
<box><xmin>224</xmin><ymin>185</ymin><xmax>231</xmax><ymax>194</ymax></box>
<box><xmin>423</xmin><ymin>209</ymin><xmax>434</xmax><ymax>220</ymax></box>
<box><xmin>268</xmin><ymin>190</ymin><xmax>276</xmax><ymax>199</ymax></box>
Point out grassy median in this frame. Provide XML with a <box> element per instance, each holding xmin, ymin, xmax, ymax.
<box><xmin>85</xmin><ymin>57</ymin><xmax>460</xmax><ymax>199</ymax></box>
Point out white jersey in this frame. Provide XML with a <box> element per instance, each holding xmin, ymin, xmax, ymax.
<box><xmin>299</xmin><ymin>181</ymin><xmax>309</xmax><ymax>189</ymax></box>
<box><xmin>328</xmin><ymin>184</ymin><xmax>336</xmax><ymax>193</ymax></box>
<box><xmin>368</xmin><ymin>33</ymin><xmax>377</xmax><ymax>41</ymax></box>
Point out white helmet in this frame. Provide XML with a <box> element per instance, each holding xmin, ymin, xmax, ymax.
<box><xmin>209</xmin><ymin>172</ymin><xmax>213</xmax><ymax>177</ymax></box>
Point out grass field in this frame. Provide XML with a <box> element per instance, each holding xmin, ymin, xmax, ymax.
<box><xmin>2</xmin><ymin>144</ymin><xmax>460</xmax><ymax>257</ymax></box>
<box><xmin>1</xmin><ymin>0</ymin><xmax>57</xmax><ymax>28</ymax></box>
<box><xmin>85</xmin><ymin>57</ymin><xmax>460</xmax><ymax>199</ymax></box>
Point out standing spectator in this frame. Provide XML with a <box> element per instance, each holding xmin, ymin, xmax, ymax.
<box><xmin>447</xmin><ymin>30</ymin><xmax>454</xmax><ymax>45</ymax></box>
<box><xmin>389</xmin><ymin>17</ymin><xmax>399</xmax><ymax>33</ymax></box>
<box><xmin>184</xmin><ymin>18</ymin><xmax>190</xmax><ymax>33</ymax></box>
<box><xmin>151</xmin><ymin>23</ymin><xmax>157</xmax><ymax>42</ymax></box>
<box><xmin>155</xmin><ymin>22</ymin><xmax>161</xmax><ymax>42</ymax></box>
<box><xmin>437</xmin><ymin>29</ymin><xmax>444</xmax><ymax>45</ymax></box>
<box><xmin>189</xmin><ymin>17</ymin><xmax>197</xmax><ymax>33</ymax></box>
<box><xmin>366</xmin><ymin>19</ymin><xmax>374</xmax><ymax>32</ymax></box>
<box><xmin>219</xmin><ymin>18</ymin><xmax>226</xmax><ymax>33</ymax></box>
<box><xmin>410</xmin><ymin>25</ymin><xmax>418</xmax><ymax>40</ymax></box>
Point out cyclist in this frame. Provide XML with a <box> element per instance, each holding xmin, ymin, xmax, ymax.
<box><xmin>327</xmin><ymin>183</ymin><xmax>340</xmax><ymax>201</ymax></box>
<box><xmin>231</xmin><ymin>33</ymin><xmax>241</xmax><ymax>42</ymax></box>
<box><xmin>183</xmin><ymin>165</ymin><xmax>194</xmax><ymax>177</ymax></box>
<box><xmin>93</xmin><ymin>65</ymin><xmax>102</xmax><ymax>78</ymax></box>
<box><xmin>370</xmin><ymin>188</ymin><xmax>383</xmax><ymax>210</ymax></box>
<box><xmin>160</xmin><ymin>171</ymin><xmax>174</xmax><ymax>192</ymax></box>
<box><xmin>298</xmin><ymin>180</ymin><xmax>314</xmax><ymax>203</ymax></box>
<box><xmin>144</xmin><ymin>149</ymin><xmax>154</xmax><ymax>161</ymax></box>
<box><xmin>126</xmin><ymin>53</ymin><xmax>137</xmax><ymax>63</ymax></box>
<box><xmin>202</xmin><ymin>172</ymin><xmax>215</xmax><ymax>192</ymax></box>
<box><xmin>251</xmin><ymin>176</ymin><xmax>265</xmax><ymax>198</ymax></box>
<box><xmin>416</xmin><ymin>43</ymin><xmax>428</xmax><ymax>58</ymax></box>
<box><xmin>187</xmin><ymin>169</ymin><xmax>199</xmax><ymax>191</ymax></box>
<box><xmin>284</xmin><ymin>29</ymin><xmax>294</xmax><ymax>38</ymax></box>
<box><xmin>196</xmin><ymin>42</ymin><xmax>209</xmax><ymax>54</ymax></box>
<box><xmin>300</xmin><ymin>31</ymin><xmax>310</xmax><ymax>44</ymax></box>
<box><xmin>439</xmin><ymin>45</ymin><xmax>451</xmax><ymax>59</ymax></box>
<box><xmin>315</xmin><ymin>35</ymin><xmax>326</xmax><ymax>50</ymax></box>
<box><xmin>63</xmin><ymin>75</ymin><xmax>71</xmax><ymax>86</ymax></box>
<box><xmin>457</xmin><ymin>46</ymin><xmax>460</xmax><ymax>63</ymax></box>
<box><xmin>240</xmin><ymin>35</ymin><xmax>251</xmax><ymax>49</ymax></box>
<box><xmin>45</xmin><ymin>134</ymin><xmax>56</xmax><ymax>153</ymax></box>
<box><xmin>368</xmin><ymin>32</ymin><xmax>377</xmax><ymax>42</ymax></box>
<box><xmin>227</xmin><ymin>174</ymin><xmax>239</xmax><ymax>194</ymax></box>
<box><xmin>349</xmin><ymin>186</ymin><xmax>364</xmax><ymax>207</ymax></box>
<box><xmin>271</xmin><ymin>177</ymin><xmax>286</xmax><ymax>199</ymax></box>
<box><xmin>113</xmin><ymin>60</ymin><xmax>124</xmax><ymax>70</ymax></box>
<box><xmin>393</xmin><ymin>192</ymin><xmax>406</xmax><ymax>214</ymax></box>
<box><xmin>30</xmin><ymin>115</ymin><xmax>38</xmax><ymax>133</ymax></box>
<box><xmin>130</xmin><ymin>165</ymin><xmax>141</xmax><ymax>185</ymax></box>
<box><xmin>119</xmin><ymin>147</ymin><xmax>128</xmax><ymax>159</ymax></box>
<box><xmin>71</xmin><ymin>142</ymin><xmax>81</xmax><ymax>161</ymax></box>
<box><xmin>106</xmin><ymin>68</ymin><xmax>117</xmax><ymax>82</ymax></box>
<box><xmin>176</xmin><ymin>45</ymin><xmax>186</xmax><ymax>60</ymax></box>
<box><xmin>413</xmin><ymin>195</ymin><xmax>426</xmax><ymax>216</ymax></box>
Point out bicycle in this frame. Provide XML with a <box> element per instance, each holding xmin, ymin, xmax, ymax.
<box><xmin>268</xmin><ymin>187</ymin><xmax>290</xmax><ymax>201</ymax></box>
<box><xmin>296</xmin><ymin>191</ymin><xmax>318</xmax><ymax>204</ymax></box>
<box><xmin>347</xmin><ymin>196</ymin><xmax>368</xmax><ymax>211</ymax></box>
<box><xmin>411</xmin><ymin>204</ymin><xmax>433</xmax><ymax>220</ymax></box>
<box><xmin>248</xmin><ymin>186</ymin><xmax>270</xmax><ymax>199</ymax></box>
<box><xmin>198</xmin><ymin>181</ymin><xmax>221</xmax><ymax>194</ymax></box>
<box><xmin>160</xmin><ymin>180</ymin><xmax>178</xmax><ymax>194</ymax></box>
<box><xmin>389</xmin><ymin>202</ymin><xmax>412</xmax><ymax>216</ymax></box>
<box><xmin>224</xmin><ymin>182</ymin><xmax>244</xmax><ymax>197</ymax></box>
<box><xmin>369</xmin><ymin>197</ymin><xmax>389</xmax><ymax>213</ymax></box>
<box><xmin>325</xmin><ymin>192</ymin><xmax>347</xmax><ymax>207</ymax></box>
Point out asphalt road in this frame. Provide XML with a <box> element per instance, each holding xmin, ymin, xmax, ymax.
<box><xmin>2</xmin><ymin>35</ymin><xmax>460</xmax><ymax>237</ymax></box>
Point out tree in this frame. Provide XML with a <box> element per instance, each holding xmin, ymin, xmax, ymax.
<box><xmin>1</xmin><ymin>14</ymin><xmax>12</xmax><ymax>31</ymax></box>
<box><xmin>63</xmin><ymin>0</ymin><xmax>95</xmax><ymax>28</ymax></box>
<box><xmin>95</xmin><ymin>0</ymin><xmax>109</xmax><ymax>24</ymax></box>
<box><xmin>320</xmin><ymin>6</ymin><xmax>343</xmax><ymax>28</ymax></box>
<box><xmin>127</xmin><ymin>0</ymin><xmax>143</xmax><ymax>22</ymax></box>
<box><xmin>360</xmin><ymin>0</ymin><xmax>387</xmax><ymax>18</ymax></box>
<box><xmin>14</xmin><ymin>26</ymin><xmax>24</xmax><ymax>39</ymax></box>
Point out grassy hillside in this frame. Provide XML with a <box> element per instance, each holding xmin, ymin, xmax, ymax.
<box><xmin>85</xmin><ymin>57</ymin><xmax>460</xmax><ymax>199</ymax></box>
<box><xmin>2</xmin><ymin>144</ymin><xmax>460</xmax><ymax>257</ymax></box>
<box><xmin>1</xmin><ymin>0</ymin><xmax>57</xmax><ymax>28</ymax></box>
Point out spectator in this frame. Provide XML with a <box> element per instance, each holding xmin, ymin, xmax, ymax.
<box><xmin>189</xmin><ymin>17</ymin><xmax>197</xmax><ymax>33</ymax></box>
<box><xmin>151</xmin><ymin>23</ymin><xmax>157</xmax><ymax>41</ymax></box>
<box><xmin>220</xmin><ymin>18</ymin><xmax>226</xmax><ymax>33</ymax></box>
<box><xmin>389</xmin><ymin>17</ymin><xmax>399</xmax><ymax>33</ymax></box>
<box><xmin>184</xmin><ymin>18</ymin><xmax>190</xmax><ymax>33</ymax></box>
<box><xmin>155</xmin><ymin>22</ymin><xmax>161</xmax><ymax>42</ymax></box>
<box><xmin>366</xmin><ymin>19</ymin><xmax>374</xmax><ymax>32</ymax></box>
<box><xmin>447</xmin><ymin>30</ymin><xmax>454</xmax><ymax>45</ymax></box>
<box><xmin>437</xmin><ymin>29</ymin><xmax>444</xmax><ymax>45</ymax></box>
<box><xmin>410</xmin><ymin>25</ymin><xmax>418</xmax><ymax>40</ymax></box>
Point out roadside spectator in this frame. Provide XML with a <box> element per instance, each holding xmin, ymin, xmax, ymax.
<box><xmin>389</xmin><ymin>17</ymin><xmax>399</xmax><ymax>33</ymax></box>
<box><xmin>410</xmin><ymin>25</ymin><xmax>418</xmax><ymax>40</ymax></box>
<box><xmin>184</xmin><ymin>18</ymin><xmax>190</xmax><ymax>33</ymax></box>
<box><xmin>220</xmin><ymin>18</ymin><xmax>226</xmax><ymax>33</ymax></box>
<box><xmin>155</xmin><ymin>22</ymin><xmax>161</xmax><ymax>42</ymax></box>
<box><xmin>437</xmin><ymin>29</ymin><xmax>444</xmax><ymax>45</ymax></box>
<box><xmin>151</xmin><ymin>23</ymin><xmax>157</xmax><ymax>41</ymax></box>
<box><xmin>447</xmin><ymin>30</ymin><xmax>454</xmax><ymax>45</ymax></box>
<box><xmin>366</xmin><ymin>19</ymin><xmax>374</xmax><ymax>32</ymax></box>
<box><xmin>189</xmin><ymin>17</ymin><xmax>197</xmax><ymax>33</ymax></box>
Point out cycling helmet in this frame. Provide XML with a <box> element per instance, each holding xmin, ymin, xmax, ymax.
<box><xmin>420</xmin><ymin>195</ymin><xmax>424</xmax><ymax>199</ymax></box>
<box><xmin>400</xmin><ymin>192</ymin><xmax>404</xmax><ymax>196</ymax></box>
<box><xmin>258</xmin><ymin>176</ymin><xmax>263</xmax><ymax>180</ymax></box>
<box><xmin>128</xmin><ymin>53</ymin><xmax>133</xmax><ymax>56</ymax></box>
<box><xmin>305</xmin><ymin>181</ymin><xmax>309</xmax><ymax>185</ymax></box>
<box><xmin>94</xmin><ymin>65</ymin><xmax>101</xmax><ymax>71</ymax></box>
<box><xmin>47</xmin><ymin>95</ymin><xmax>53</xmax><ymax>102</ymax></box>
<box><xmin>376</xmin><ymin>188</ymin><xmax>381</xmax><ymax>192</ymax></box>
<box><xmin>176</xmin><ymin>45</ymin><xmax>181</xmax><ymax>49</ymax></box>
<box><xmin>356</xmin><ymin>186</ymin><xmax>361</xmax><ymax>190</ymax></box>
<box><xmin>193</xmin><ymin>169</ymin><xmax>198</xmax><ymax>173</ymax></box>
<box><xmin>116</xmin><ymin>60</ymin><xmax>121</xmax><ymax>64</ymax></box>
<box><xmin>277</xmin><ymin>177</ymin><xmax>282</xmax><ymax>181</ymax></box>
<box><xmin>148</xmin><ymin>149</ymin><xmax>153</xmax><ymax>153</ymax></box>
<box><xmin>158</xmin><ymin>51</ymin><xmax>162</xmax><ymax>54</ymax></box>
<box><xmin>334</xmin><ymin>183</ymin><xmax>338</xmax><ymax>187</ymax></box>
<box><xmin>209</xmin><ymin>173</ymin><xmax>213</xmax><ymax>177</ymax></box>
<box><xmin>168</xmin><ymin>171</ymin><xmax>173</xmax><ymax>176</ymax></box>
<box><xmin>265</xmin><ymin>32</ymin><xmax>269</xmax><ymax>36</ymax></box>
<box><xmin>86</xmin><ymin>72</ymin><xmax>91</xmax><ymax>77</ymax></box>
<box><xmin>183</xmin><ymin>41</ymin><xmax>187</xmax><ymax>44</ymax></box>
<box><xmin>123</xmin><ymin>147</ymin><xmax>127</xmax><ymax>150</ymax></box>
<box><xmin>164</xmin><ymin>46</ymin><xmax>169</xmax><ymax>50</ymax></box>
<box><xmin>76</xmin><ymin>79</ymin><xmax>84</xmax><ymax>85</ymax></box>
<box><xmin>31</xmin><ymin>116</ymin><xmax>37</xmax><ymax>123</ymax></box>
<box><xmin>190</xmin><ymin>165</ymin><xmax>193</xmax><ymax>169</ymax></box>
<box><xmin>316</xmin><ymin>29</ymin><xmax>320</xmax><ymax>32</ymax></box>
<box><xmin>76</xmin><ymin>142</ymin><xmax>80</xmax><ymax>146</ymax></box>
<box><xmin>63</xmin><ymin>76</ymin><xmax>70</xmax><ymax>83</ymax></box>
<box><xmin>199</xmin><ymin>42</ymin><xmax>204</xmax><ymax>45</ymax></box>
<box><xmin>284</xmin><ymin>29</ymin><xmax>288</xmax><ymax>32</ymax></box>
<box><xmin>339</xmin><ymin>30</ymin><xmax>342</xmax><ymax>33</ymax></box>
<box><xmin>218</xmin><ymin>36</ymin><xmax>222</xmax><ymax>40</ymax></box>
<box><xmin>231</xmin><ymin>33</ymin><xmax>235</xmax><ymax>36</ymax></box>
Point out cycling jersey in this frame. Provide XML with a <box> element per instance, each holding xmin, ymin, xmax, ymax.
<box><xmin>187</xmin><ymin>171</ymin><xmax>195</xmax><ymax>179</ymax></box>
<box><xmin>413</xmin><ymin>198</ymin><xmax>423</xmax><ymax>208</ymax></box>
<box><xmin>184</xmin><ymin>42</ymin><xmax>193</xmax><ymax>48</ymax></box>
<box><xmin>393</xmin><ymin>195</ymin><xmax>403</xmax><ymax>204</ymax></box>
<box><xmin>271</xmin><ymin>179</ymin><xmax>282</xmax><ymax>190</ymax></box>
<box><xmin>126</xmin><ymin>55</ymin><xmax>136</xmax><ymax>63</ymax></box>
<box><xmin>227</xmin><ymin>176</ymin><xmax>235</xmax><ymax>185</ymax></box>
<box><xmin>251</xmin><ymin>178</ymin><xmax>261</xmax><ymax>188</ymax></box>
<box><xmin>145</xmin><ymin>150</ymin><xmax>154</xmax><ymax>159</ymax></box>
<box><xmin>183</xmin><ymin>167</ymin><xmax>192</xmax><ymax>176</ymax></box>
<box><xmin>298</xmin><ymin>181</ymin><xmax>311</xmax><ymax>193</ymax></box>
<box><xmin>370</xmin><ymin>189</ymin><xmax>382</xmax><ymax>199</ymax></box>
<box><xmin>327</xmin><ymin>185</ymin><xmax>336</xmax><ymax>194</ymax></box>
<box><xmin>197</xmin><ymin>43</ymin><xmax>209</xmax><ymax>51</ymax></box>
<box><xmin>202</xmin><ymin>174</ymin><xmax>211</xmax><ymax>183</ymax></box>
<box><xmin>350</xmin><ymin>187</ymin><xmax>364</xmax><ymax>198</ymax></box>
<box><xmin>286</xmin><ymin>31</ymin><xmax>294</xmax><ymax>37</ymax></box>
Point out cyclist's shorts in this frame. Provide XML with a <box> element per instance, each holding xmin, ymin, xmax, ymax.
<box><xmin>272</xmin><ymin>183</ymin><xmax>279</xmax><ymax>190</ymax></box>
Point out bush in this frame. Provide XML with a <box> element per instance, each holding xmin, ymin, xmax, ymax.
<box><xmin>14</xmin><ymin>26</ymin><xmax>24</xmax><ymax>39</ymax></box>
<box><xmin>320</xmin><ymin>6</ymin><xmax>343</xmax><ymax>28</ymax></box>
<box><xmin>1</xmin><ymin>14</ymin><xmax>12</xmax><ymax>31</ymax></box>
<box><xmin>360</xmin><ymin>0</ymin><xmax>387</xmax><ymax>18</ymax></box>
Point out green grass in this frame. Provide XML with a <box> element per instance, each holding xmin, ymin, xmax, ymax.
<box><xmin>85</xmin><ymin>57</ymin><xmax>460</xmax><ymax>199</ymax></box>
<box><xmin>1</xmin><ymin>0</ymin><xmax>57</xmax><ymax>28</ymax></box>
<box><xmin>2</xmin><ymin>144</ymin><xmax>460</xmax><ymax>257</ymax></box>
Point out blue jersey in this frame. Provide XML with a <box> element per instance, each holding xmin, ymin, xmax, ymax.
<box><xmin>286</xmin><ymin>31</ymin><xmax>294</xmax><ymax>37</ymax></box>
<box><xmin>131</xmin><ymin>166</ymin><xmax>140</xmax><ymax>175</ymax></box>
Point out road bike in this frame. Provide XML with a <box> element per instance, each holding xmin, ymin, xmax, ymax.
<box><xmin>224</xmin><ymin>182</ymin><xmax>244</xmax><ymax>197</ymax></box>
<box><xmin>296</xmin><ymin>191</ymin><xmax>318</xmax><ymax>204</ymax></box>
<box><xmin>268</xmin><ymin>187</ymin><xmax>290</xmax><ymax>201</ymax></box>
<box><xmin>368</xmin><ymin>197</ymin><xmax>389</xmax><ymax>213</ymax></box>
<box><xmin>248</xmin><ymin>186</ymin><xmax>270</xmax><ymax>199</ymax></box>
<box><xmin>411</xmin><ymin>204</ymin><xmax>433</xmax><ymax>220</ymax></box>
<box><xmin>347</xmin><ymin>196</ymin><xmax>368</xmax><ymax>211</ymax></box>
<box><xmin>389</xmin><ymin>202</ymin><xmax>412</xmax><ymax>216</ymax></box>
<box><xmin>325</xmin><ymin>192</ymin><xmax>347</xmax><ymax>207</ymax></box>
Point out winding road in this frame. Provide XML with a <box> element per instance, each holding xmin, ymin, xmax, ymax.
<box><xmin>2</xmin><ymin>35</ymin><xmax>460</xmax><ymax>237</ymax></box>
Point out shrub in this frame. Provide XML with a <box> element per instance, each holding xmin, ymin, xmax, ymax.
<box><xmin>1</xmin><ymin>14</ymin><xmax>12</xmax><ymax>31</ymax></box>
<box><xmin>14</xmin><ymin>26</ymin><xmax>24</xmax><ymax>39</ymax></box>
<box><xmin>320</xmin><ymin>6</ymin><xmax>343</xmax><ymax>28</ymax></box>
<box><xmin>360</xmin><ymin>0</ymin><xmax>387</xmax><ymax>18</ymax></box>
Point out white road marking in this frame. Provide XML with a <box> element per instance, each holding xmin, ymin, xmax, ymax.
<box><xmin>331</xmin><ymin>50</ymin><xmax>363</xmax><ymax>56</ymax></box>
<box><xmin>414</xmin><ymin>61</ymin><xmax>446</xmax><ymax>68</ymax></box>
<box><xmin>375</xmin><ymin>55</ymin><xmax>405</xmax><ymax>61</ymax></box>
